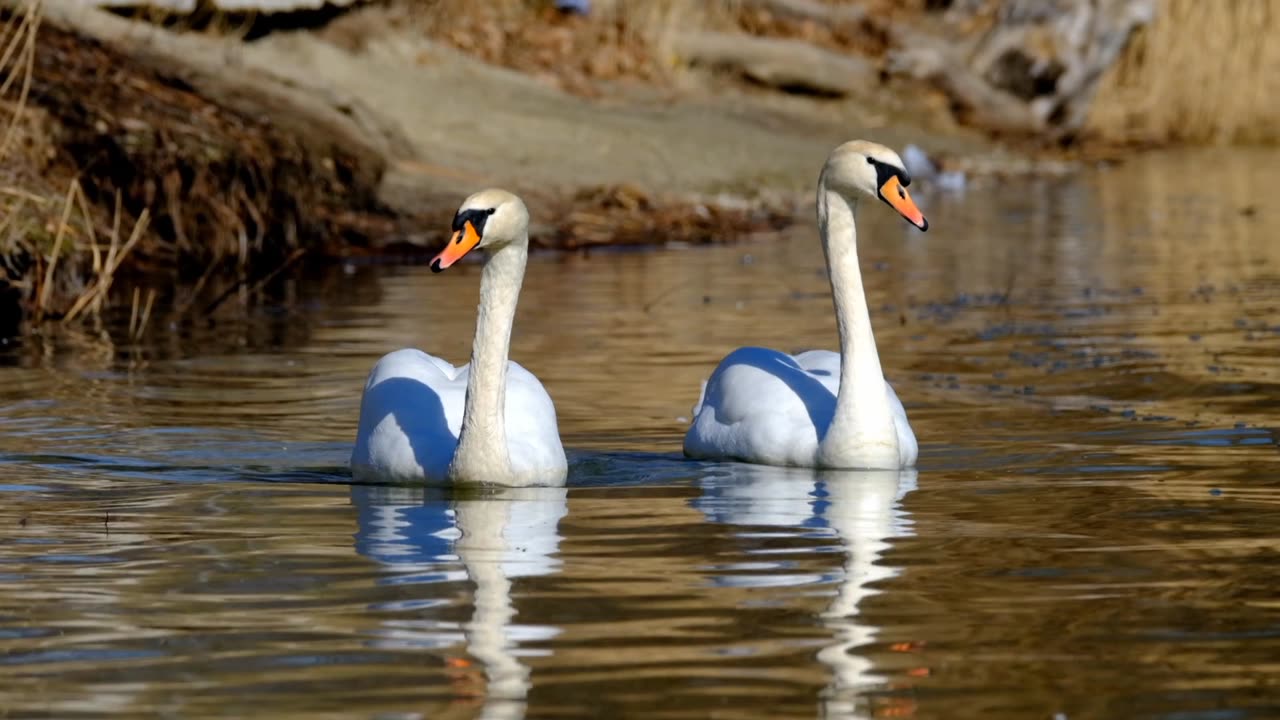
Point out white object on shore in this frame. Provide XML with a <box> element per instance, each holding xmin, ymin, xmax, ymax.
<box><xmin>903</xmin><ymin>143</ymin><xmax>967</xmax><ymax>192</ymax></box>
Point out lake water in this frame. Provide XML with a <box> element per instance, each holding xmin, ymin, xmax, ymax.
<box><xmin>0</xmin><ymin>149</ymin><xmax>1277</xmax><ymax>719</ymax></box>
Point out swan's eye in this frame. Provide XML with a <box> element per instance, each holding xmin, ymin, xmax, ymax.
<box><xmin>866</xmin><ymin>157</ymin><xmax>875</xmax><ymax>165</ymax></box>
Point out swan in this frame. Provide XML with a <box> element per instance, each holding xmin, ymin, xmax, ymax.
<box><xmin>351</xmin><ymin>189</ymin><xmax>568</xmax><ymax>486</ymax></box>
<box><xmin>684</xmin><ymin>140</ymin><xmax>929</xmax><ymax>470</ymax></box>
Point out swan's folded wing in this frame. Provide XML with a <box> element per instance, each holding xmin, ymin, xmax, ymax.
<box><xmin>685</xmin><ymin>347</ymin><xmax>828</xmax><ymax>465</ymax></box>
<box><xmin>792</xmin><ymin>349</ymin><xmax>842</xmax><ymax>391</ymax></box>
<box><xmin>352</xmin><ymin>348</ymin><xmax>468</xmax><ymax>482</ymax></box>
<box><xmin>691</xmin><ymin>378</ymin><xmax>709</xmax><ymax>418</ymax></box>
<box><xmin>503</xmin><ymin>361</ymin><xmax>568</xmax><ymax>473</ymax></box>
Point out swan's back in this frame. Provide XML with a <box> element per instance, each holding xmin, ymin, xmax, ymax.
<box><xmin>352</xmin><ymin>349</ymin><xmax>464</xmax><ymax>482</ymax></box>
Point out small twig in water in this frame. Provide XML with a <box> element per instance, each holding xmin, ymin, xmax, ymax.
<box><xmin>133</xmin><ymin>287</ymin><xmax>157</xmax><ymax>340</ymax></box>
<box><xmin>202</xmin><ymin>247</ymin><xmax>306</xmax><ymax>316</ymax></box>
<box><xmin>128</xmin><ymin>286</ymin><xmax>140</xmax><ymax>337</ymax></box>
<box><xmin>174</xmin><ymin>249</ymin><xmax>225</xmax><ymax>317</ymax></box>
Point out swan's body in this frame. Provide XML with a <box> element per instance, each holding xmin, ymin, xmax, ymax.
<box><xmin>352</xmin><ymin>349</ymin><xmax>565</xmax><ymax>485</ymax></box>
<box><xmin>685</xmin><ymin>347</ymin><xmax>916</xmax><ymax>468</ymax></box>
<box><xmin>685</xmin><ymin>140</ymin><xmax>928</xmax><ymax>470</ymax></box>
<box><xmin>351</xmin><ymin>190</ymin><xmax>567</xmax><ymax>486</ymax></box>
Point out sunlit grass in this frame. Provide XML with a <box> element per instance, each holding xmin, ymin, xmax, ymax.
<box><xmin>1088</xmin><ymin>0</ymin><xmax>1280</xmax><ymax>145</ymax></box>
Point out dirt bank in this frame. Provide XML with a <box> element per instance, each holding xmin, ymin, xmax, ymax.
<box><xmin>1</xmin><ymin>0</ymin><xmax>1127</xmax><ymax>330</ymax></box>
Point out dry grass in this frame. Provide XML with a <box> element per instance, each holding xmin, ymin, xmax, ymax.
<box><xmin>0</xmin><ymin>1</ymin><xmax>154</xmax><ymax>327</ymax></box>
<box><xmin>0</xmin><ymin>2</ymin><xmax>403</xmax><ymax>330</ymax></box>
<box><xmin>1087</xmin><ymin>0</ymin><xmax>1280</xmax><ymax>145</ymax></box>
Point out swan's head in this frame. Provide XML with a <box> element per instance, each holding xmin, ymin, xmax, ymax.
<box><xmin>431</xmin><ymin>188</ymin><xmax>530</xmax><ymax>273</ymax></box>
<box><xmin>822</xmin><ymin>140</ymin><xmax>928</xmax><ymax>232</ymax></box>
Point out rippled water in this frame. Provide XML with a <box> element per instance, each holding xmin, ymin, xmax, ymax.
<box><xmin>1</xmin><ymin>149</ymin><xmax>1278</xmax><ymax>718</ymax></box>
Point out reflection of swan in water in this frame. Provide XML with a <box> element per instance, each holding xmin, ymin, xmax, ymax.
<box><xmin>351</xmin><ymin>484</ymin><xmax>568</xmax><ymax>719</ymax></box>
<box><xmin>693</xmin><ymin>465</ymin><xmax>916</xmax><ymax>718</ymax></box>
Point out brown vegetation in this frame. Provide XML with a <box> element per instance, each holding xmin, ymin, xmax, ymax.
<box><xmin>1087</xmin><ymin>0</ymin><xmax>1280</xmax><ymax>145</ymax></box>
<box><xmin>0</xmin><ymin>3</ymin><xmax>151</xmax><ymax>327</ymax></box>
<box><xmin>0</xmin><ymin>1</ymin><xmax>400</xmax><ymax>327</ymax></box>
<box><xmin>407</xmin><ymin>0</ymin><xmax>900</xmax><ymax>97</ymax></box>
<box><xmin>403</xmin><ymin>0</ymin><xmax>722</xmax><ymax>96</ymax></box>
<box><xmin>1</xmin><ymin>0</ymin><xmax>1272</xmax><ymax>335</ymax></box>
<box><xmin>0</xmin><ymin>0</ymin><xmax>800</xmax><ymax>329</ymax></box>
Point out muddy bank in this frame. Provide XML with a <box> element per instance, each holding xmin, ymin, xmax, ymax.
<box><xmin>1</xmin><ymin>0</ymin><xmax>1150</xmax><ymax>330</ymax></box>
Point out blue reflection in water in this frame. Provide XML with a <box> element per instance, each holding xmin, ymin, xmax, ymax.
<box><xmin>692</xmin><ymin>464</ymin><xmax>918</xmax><ymax>718</ymax></box>
<box><xmin>349</xmin><ymin>484</ymin><xmax>568</xmax><ymax>720</ymax></box>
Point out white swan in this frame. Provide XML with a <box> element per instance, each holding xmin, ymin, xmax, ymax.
<box><xmin>684</xmin><ymin>140</ymin><xmax>929</xmax><ymax>470</ymax></box>
<box><xmin>351</xmin><ymin>189</ymin><xmax>568</xmax><ymax>486</ymax></box>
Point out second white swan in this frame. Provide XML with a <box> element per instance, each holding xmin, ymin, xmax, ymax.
<box><xmin>684</xmin><ymin>140</ymin><xmax>929</xmax><ymax>470</ymax></box>
<box><xmin>351</xmin><ymin>189</ymin><xmax>567</xmax><ymax>486</ymax></box>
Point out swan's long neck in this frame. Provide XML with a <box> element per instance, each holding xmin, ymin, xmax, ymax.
<box><xmin>817</xmin><ymin>180</ymin><xmax>897</xmax><ymax>460</ymax></box>
<box><xmin>451</xmin><ymin>241</ymin><xmax>527</xmax><ymax>482</ymax></box>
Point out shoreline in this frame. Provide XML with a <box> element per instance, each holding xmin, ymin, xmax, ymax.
<box><xmin>0</xmin><ymin>0</ymin><xmax>1217</xmax><ymax>334</ymax></box>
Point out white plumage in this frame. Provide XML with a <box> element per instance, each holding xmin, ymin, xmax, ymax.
<box><xmin>352</xmin><ymin>189</ymin><xmax>567</xmax><ymax>486</ymax></box>
<box><xmin>685</xmin><ymin>140</ymin><xmax>929</xmax><ymax>470</ymax></box>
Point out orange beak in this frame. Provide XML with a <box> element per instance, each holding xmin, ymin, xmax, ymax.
<box><xmin>431</xmin><ymin>220</ymin><xmax>482</xmax><ymax>272</ymax></box>
<box><xmin>879</xmin><ymin>175</ymin><xmax>928</xmax><ymax>231</ymax></box>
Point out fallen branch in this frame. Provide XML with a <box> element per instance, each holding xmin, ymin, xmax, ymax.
<box><xmin>673</xmin><ymin>31</ymin><xmax>877</xmax><ymax>97</ymax></box>
<box><xmin>885</xmin><ymin>44</ymin><xmax>1045</xmax><ymax>135</ymax></box>
<box><xmin>738</xmin><ymin>0</ymin><xmax>868</xmax><ymax>27</ymax></box>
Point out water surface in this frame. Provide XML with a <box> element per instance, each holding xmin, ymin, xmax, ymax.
<box><xmin>1</xmin><ymin>149</ymin><xmax>1278</xmax><ymax>719</ymax></box>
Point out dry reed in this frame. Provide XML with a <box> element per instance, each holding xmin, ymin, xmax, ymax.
<box><xmin>0</xmin><ymin>0</ymin><xmax>36</xmax><ymax>160</ymax></box>
<box><xmin>1087</xmin><ymin>0</ymin><xmax>1280</xmax><ymax>145</ymax></box>
<box><xmin>1</xmin><ymin>1</ymin><xmax>153</xmax><ymax>326</ymax></box>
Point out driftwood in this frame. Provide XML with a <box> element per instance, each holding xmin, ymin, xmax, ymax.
<box><xmin>737</xmin><ymin>0</ymin><xmax>869</xmax><ymax>26</ymax></box>
<box><xmin>889</xmin><ymin>0</ymin><xmax>1156</xmax><ymax>138</ymax></box>
<box><xmin>696</xmin><ymin>0</ymin><xmax>1156</xmax><ymax>139</ymax></box>
<box><xmin>672</xmin><ymin>30</ymin><xmax>877</xmax><ymax>97</ymax></box>
<box><xmin>90</xmin><ymin>0</ymin><xmax>363</xmax><ymax>13</ymax></box>
<box><xmin>885</xmin><ymin>42</ymin><xmax>1046</xmax><ymax>135</ymax></box>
